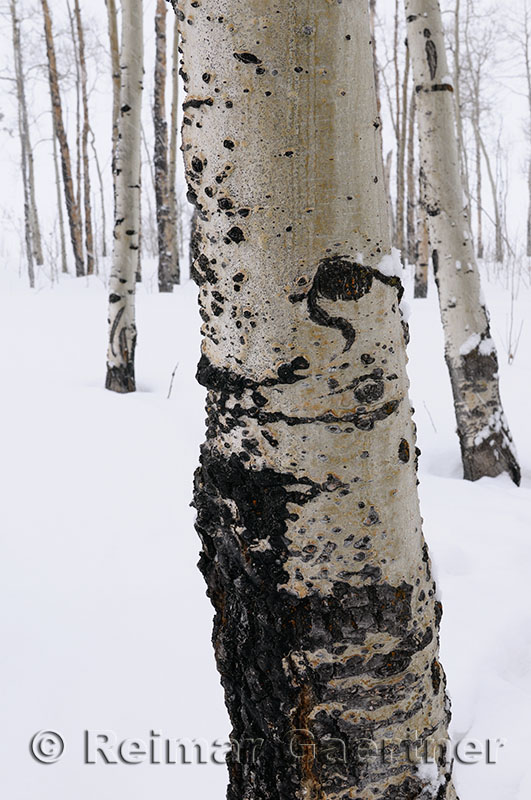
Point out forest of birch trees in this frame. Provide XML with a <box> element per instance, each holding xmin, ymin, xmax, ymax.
<box><xmin>2</xmin><ymin>1</ymin><xmax>531</xmax><ymax>799</ymax></box>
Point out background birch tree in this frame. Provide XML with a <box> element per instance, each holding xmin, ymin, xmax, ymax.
<box><xmin>41</xmin><ymin>0</ymin><xmax>84</xmax><ymax>277</ymax></box>
<box><xmin>73</xmin><ymin>0</ymin><xmax>95</xmax><ymax>275</ymax></box>
<box><xmin>168</xmin><ymin>12</ymin><xmax>181</xmax><ymax>283</ymax></box>
<box><xmin>405</xmin><ymin>0</ymin><xmax>521</xmax><ymax>484</ymax></box>
<box><xmin>176</xmin><ymin>1</ymin><xmax>458</xmax><ymax>798</ymax></box>
<box><xmin>105</xmin><ymin>0</ymin><xmax>143</xmax><ymax>393</ymax></box>
<box><xmin>10</xmin><ymin>0</ymin><xmax>42</xmax><ymax>287</ymax></box>
<box><xmin>105</xmin><ymin>0</ymin><xmax>120</xmax><ymax>205</ymax></box>
<box><xmin>153</xmin><ymin>0</ymin><xmax>175</xmax><ymax>292</ymax></box>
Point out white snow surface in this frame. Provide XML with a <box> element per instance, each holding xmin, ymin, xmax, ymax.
<box><xmin>1</xmin><ymin>261</ymin><xmax>531</xmax><ymax>800</ymax></box>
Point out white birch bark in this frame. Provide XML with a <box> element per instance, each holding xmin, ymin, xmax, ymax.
<box><xmin>105</xmin><ymin>0</ymin><xmax>143</xmax><ymax>393</ymax></box>
<box><xmin>51</xmin><ymin>113</ymin><xmax>68</xmax><ymax>275</ymax></box>
<box><xmin>11</xmin><ymin>0</ymin><xmax>43</xmax><ymax>282</ymax></box>
<box><xmin>153</xmin><ymin>0</ymin><xmax>175</xmax><ymax>292</ymax></box>
<box><xmin>74</xmin><ymin>0</ymin><xmax>95</xmax><ymax>276</ymax></box>
<box><xmin>405</xmin><ymin>0</ymin><xmax>520</xmax><ymax>484</ymax></box>
<box><xmin>168</xmin><ymin>12</ymin><xmax>181</xmax><ymax>282</ymax></box>
<box><xmin>177</xmin><ymin>1</ymin><xmax>458</xmax><ymax>798</ymax></box>
<box><xmin>105</xmin><ymin>0</ymin><xmax>121</xmax><ymax>206</ymax></box>
<box><xmin>406</xmin><ymin>87</ymin><xmax>416</xmax><ymax>265</ymax></box>
<box><xmin>41</xmin><ymin>0</ymin><xmax>85</xmax><ymax>277</ymax></box>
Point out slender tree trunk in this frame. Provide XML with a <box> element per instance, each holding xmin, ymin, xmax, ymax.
<box><xmin>527</xmin><ymin>161</ymin><xmax>531</xmax><ymax>259</ymax></box>
<box><xmin>52</xmin><ymin>118</ymin><xmax>68</xmax><ymax>274</ymax></box>
<box><xmin>11</xmin><ymin>0</ymin><xmax>43</xmax><ymax>269</ymax></box>
<box><xmin>141</xmin><ymin>123</ymin><xmax>158</xmax><ymax>257</ymax></box>
<box><xmin>105</xmin><ymin>0</ymin><xmax>143</xmax><ymax>393</ymax></box>
<box><xmin>11</xmin><ymin>0</ymin><xmax>35</xmax><ymax>287</ymax></box>
<box><xmin>406</xmin><ymin>88</ymin><xmax>416</xmax><ymax>265</ymax></box>
<box><xmin>415</xmin><ymin>180</ymin><xmax>430</xmax><ymax>299</ymax></box>
<box><xmin>525</xmin><ymin>5</ymin><xmax>531</xmax><ymax>258</ymax></box>
<box><xmin>453</xmin><ymin>0</ymin><xmax>471</xmax><ymax>214</ymax></box>
<box><xmin>89</xmin><ymin>127</ymin><xmax>107</xmax><ymax>260</ymax></box>
<box><xmin>406</xmin><ymin>0</ymin><xmax>520</xmax><ymax>484</ymax></box>
<box><xmin>474</xmin><ymin>123</ymin><xmax>483</xmax><ymax>259</ymax></box>
<box><xmin>396</xmin><ymin>46</ymin><xmax>410</xmax><ymax>259</ymax></box>
<box><xmin>153</xmin><ymin>0</ymin><xmax>174</xmax><ymax>292</ymax></box>
<box><xmin>177</xmin><ymin>2</ymin><xmax>458</xmax><ymax>799</ymax></box>
<box><xmin>394</xmin><ymin>3</ymin><xmax>405</xmax><ymax>253</ymax></box>
<box><xmin>384</xmin><ymin>149</ymin><xmax>395</xmax><ymax>238</ymax></box>
<box><xmin>66</xmin><ymin>0</ymin><xmax>83</xmax><ymax>237</ymax></box>
<box><xmin>74</xmin><ymin>0</ymin><xmax>95</xmax><ymax>275</ymax></box>
<box><xmin>105</xmin><ymin>0</ymin><xmax>121</xmax><ymax>209</ymax></box>
<box><xmin>41</xmin><ymin>0</ymin><xmax>84</xmax><ymax>277</ymax></box>
<box><xmin>168</xmin><ymin>12</ymin><xmax>181</xmax><ymax>283</ymax></box>
<box><xmin>478</xmin><ymin>132</ymin><xmax>503</xmax><ymax>264</ymax></box>
<box><xmin>368</xmin><ymin>0</ymin><xmax>381</xmax><ymax>114</ymax></box>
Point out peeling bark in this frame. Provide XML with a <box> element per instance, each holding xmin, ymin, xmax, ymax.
<box><xmin>105</xmin><ymin>0</ymin><xmax>143</xmax><ymax>393</ymax></box>
<box><xmin>176</xmin><ymin>1</ymin><xmax>458</xmax><ymax>798</ymax></box>
<box><xmin>405</xmin><ymin>0</ymin><xmax>520</xmax><ymax>484</ymax></box>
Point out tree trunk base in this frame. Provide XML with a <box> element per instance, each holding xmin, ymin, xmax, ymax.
<box><xmin>461</xmin><ymin>432</ymin><xmax>521</xmax><ymax>485</ymax></box>
<box><xmin>105</xmin><ymin>363</ymin><xmax>135</xmax><ymax>393</ymax></box>
<box><xmin>413</xmin><ymin>277</ymin><xmax>428</xmax><ymax>299</ymax></box>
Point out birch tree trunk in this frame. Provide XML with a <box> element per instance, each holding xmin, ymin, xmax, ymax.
<box><xmin>453</xmin><ymin>0</ymin><xmax>471</xmax><ymax>216</ymax></box>
<box><xmin>66</xmin><ymin>0</ymin><xmax>83</xmax><ymax>239</ymax></box>
<box><xmin>474</xmin><ymin>124</ymin><xmax>483</xmax><ymax>260</ymax></box>
<box><xmin>41</xmin><ymin>0</ymin><xmax>84</xmax><ymax>277</ymax></box>
<box><xmin>105</xmin><ymin>0</ymin><xmax>120</xmax><ymax>210</ymax></box>
<box><xmin>395</xmin><ymin>9</ymin><xmax>407</xmax><ymax>254</ymax></box>
<box><xmin>405</xmin><ymin>0</ymin><xmax>520</xmax><ymax>484</ymax></box>
<box><xmin>89</xmin><ymin>127</ymin><xmax>107</xmax><ymax>260</ymax></box>
<box><xmin>477</xmin><ymin>133</ymin><xmax>503</xmax><ymax>264</ymax></box>
<box><xmin>52</xmin><ymin>115</ymin><xmax>68</xmax><ymax>274</ymax></box>
<box><xmin>105</xmin><ymin>0</ymin><xmax>143</xmax><ymax>393</ymax></box>
<box><xmin>11</xmin><ymin>0</ymin><xmax>35</xmax><ymax>287</ymax></box>
<box><xmin>153</xmin><ymin>0</ymin><xmax>175</xmax><ymax>292</ymax></box>
<box><xmin>176</xmin><ymin>1</ymin><xmax>458</xmax><ymax>798</ymax></box>
<box><xmin>415</xmin><ymin>197</ymin><xmax>430</xmax><ymax>299</ymax></box>
<box><xmin>369</xmin><ymin>0</ymin><xmax>382</xmax><ymax>114</ymax></box>
<box><xmin>527</xmin><ymin>161</ymin><xmax>531</xmax><ymax>260</ymax></box>
<box><xmin>168</xmin><ymin>12</ymin><xmax>181</xmax><ymax>283</ymax></box>
<box><xmin>406</xmin><ymin>88</ymin><xmax>416</xmax><ymax>265</ymax></box>
<box><xmin>525</xmin><ymin>4</ymin><xmax>531</xmax><ymax>258</ymax></box>
<box><xmin>74</xmin><ymin>0</ymin><xmax>95</xmax><ymax>275</ymax></box>
<box><xmin>11</xmin><ymin>0</ymin><xmax>43</xmax><ymax>271</ymax></box>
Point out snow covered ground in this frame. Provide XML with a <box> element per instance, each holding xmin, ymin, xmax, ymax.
<box><xmin>1</xmin><ymin>260</ymin><xmax>530</xmax><ymax>799</ymax></box>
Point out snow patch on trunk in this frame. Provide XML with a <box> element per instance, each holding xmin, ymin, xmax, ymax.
<box><xmin>459</xmin><ymin>332</ymin><xmax>481</xmax><ymax>355</ymax></box>
<box><xmin>378</xmin><ymin>247</ymin><xmax>403</xmax><ymax>278</ymax></box>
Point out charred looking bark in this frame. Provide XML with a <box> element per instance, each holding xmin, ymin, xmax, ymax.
<box><xmin>289</xmin><ymin>257</ymin><xmax>402</xmax><ymax>352</ymax></box>
<box><xmin>194</xmin><ymin>449</ymin><xmax>448</xmax><ymax>800</ymax></box>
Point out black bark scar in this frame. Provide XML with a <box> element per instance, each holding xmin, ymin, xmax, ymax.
<box><xmin>425</xmin><ymin>40</ymin><xmax>437</xmax><ymax>81</ymax></box>
<box><xmin>289</xmin><ymin>256</ymin><xmax>402</xmax><ymax>352</ymax></box>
